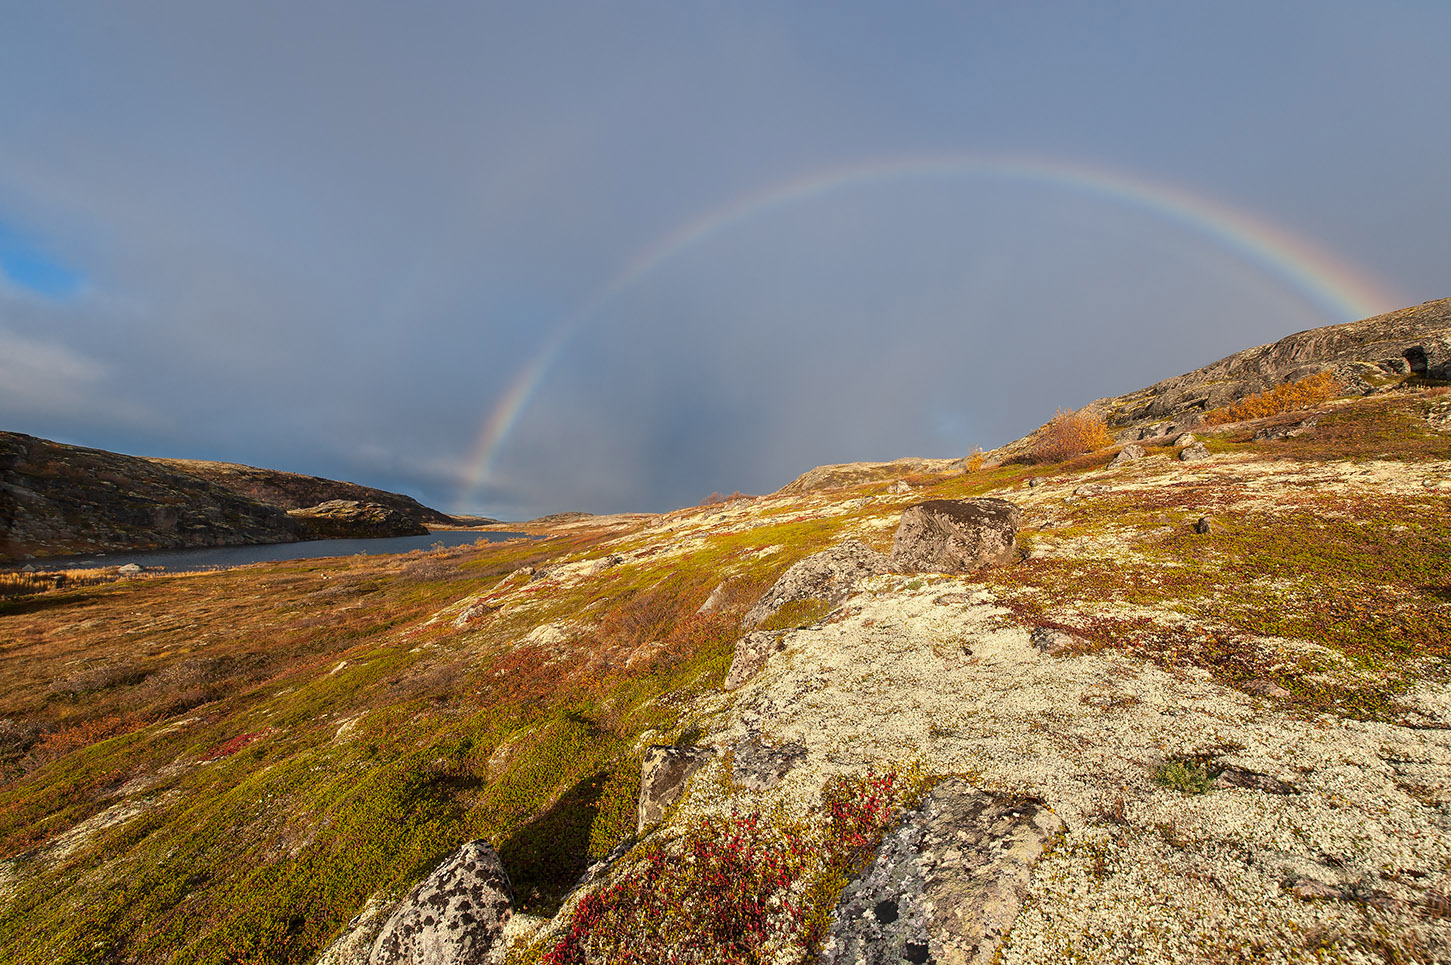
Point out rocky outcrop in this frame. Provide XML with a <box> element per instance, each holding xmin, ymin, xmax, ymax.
<box><xmin>288</xmin><ymin>500</ymin><xmax>428</xmax><ymax>539</ymax></box>
<box><xmin>1108</xmin><ymin>443</ymin><xmax>1145</xmax><ymax>466</ymax></box>
<box><xmin>821</xmin><ymin>781</ymin><xmax>1063</xmax><ymax>965</ymax></box>
<box><xmin>777</xmin><ymin>457</ymin><xmax>967</xmax><ymax>495</ymax></box>
<box><xmin>369</xmin><ymin>841</ymin><xmax>513</xmax><ymax>965</ymax></box>
<box><xmin>889</xmin><ymin>499</ymin><xmax>1019</xmax><ymax>574</ymax></box>
<box><xmin>742</xmin><ymin>540</ymin><xmax>891</xmax><ymax>629</ymax></box>
<box><xmin>0</xmin><ymin>431</ymin><xmax>454</xmax><ymax>562</ymax></box>
<box><xmin>637</xmin><ymin>745</ymin><xmax>715</xmax><ymax>831</ymax></box>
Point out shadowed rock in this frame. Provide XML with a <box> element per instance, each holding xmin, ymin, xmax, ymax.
<box><xmin>637</xmin><ymin>745</ymin><xmax>714</xmax><ymax>831</ymax></box>
<box><xmin>369</xmin><ymin>841</ymin><xmax>513</xmax><ymax>965</ymax></box>
<box><xmin>742</xmin><ymin>540</ymin><xmax>890</xmax><ymax>629</ymax></box>
<box><xmin>821</xmin><ymin>780</ymin><xmax>1063</xmax><ymax>965</ymax></box>
<box><xmin>889</xmin><ymin>499</ymin><xmax>1019</xmax><ymax>574</ymax></box>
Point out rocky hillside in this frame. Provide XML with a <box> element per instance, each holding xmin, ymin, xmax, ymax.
<box><xmin>0</xmin><ymin>433</ymin><xmax>457</xmax><ymax>562</ymax></box>
<box><xmin>0</xmin><ymin>302</ymin><xmax>1448</xmax><ymax>965</ymax></box>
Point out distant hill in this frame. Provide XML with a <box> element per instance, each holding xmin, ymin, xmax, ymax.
<box><xmin>0</xmin><ymin>433</ymin><xmax>471</xmax><ymax>562</ymax></box>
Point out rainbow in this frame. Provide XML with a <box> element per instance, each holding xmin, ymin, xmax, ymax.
<box><xmin>458</xmin><ymin>154</ymin><xmax>1402</xmax><ymax>509</ymax></box>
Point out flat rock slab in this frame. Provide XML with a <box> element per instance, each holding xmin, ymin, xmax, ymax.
<box><xmin>638</xmin><ymin>745</ymin><xmax>715</xmax><ymax>831</ymax></box>
<box><xmin>369</xmin><ymin>841</ymin><xmax>513</xmax><ymax>965</ymax></box>
<box><xmin>743</xmin><ymin>540</ymin><xmax>890</xmax><ymax>629</ymax></box>
<box><xmin>889</xmin><ymin>499</ymin><xmax>1019</xmax><ymax>575</ymax></box>
<box><xmin>821</xmin><ymin>780</ymin><xmax>1062</xmax><ymax>965</ymax></box>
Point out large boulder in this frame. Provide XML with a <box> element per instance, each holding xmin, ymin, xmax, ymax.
<box><xmin>369</xmin><ymin>841</ymin><xmax>513</xmax><ymax>965</ymax></box>
<box><xmin>742</xmin><ymin>540</ymin><xmax>890</xmax><ymax>629</ymax></box>
<box><xmin>889</xmin><ymin>499</ymin><xmax>1019</xmax><ymax>574</ymax></box>
<box><xmin>637</xmin><ymin>745</ymin><xmax>714</xmax><ymax>831</ymax></box>
<box><xmin>820</xmin><ymin>781</ymin><xmax>1063</xmax><ymax>965</ymax></box>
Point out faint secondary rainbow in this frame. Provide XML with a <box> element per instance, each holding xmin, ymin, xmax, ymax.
<box><xmin>459</xmin><ymin>154</ymin><xmax>1401</xmax><ymax>508</ymax></box>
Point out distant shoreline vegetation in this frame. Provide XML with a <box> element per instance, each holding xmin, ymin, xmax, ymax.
<box><xmin>13</xmin><ymin>530</ymin><xmax>531</xmax><ymax>574</ymax></box>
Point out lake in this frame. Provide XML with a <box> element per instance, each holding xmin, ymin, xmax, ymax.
<box><xmin>24</xmin><ymin>530</ymin><xmax>530</xmax><ymax>573</ymax></box>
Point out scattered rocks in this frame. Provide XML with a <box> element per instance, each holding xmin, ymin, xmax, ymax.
<box><xmin>1193</xmin><ymin>515</ymin><xmax>1216</xmax><ymax>535</ymax></box>
<box><xmin>731</xmin><ymin>733</ymin><xmax>807</xmax><ymax>792</ymax></box>
<box><xmin>369</xmin><ymin>840</ymin><xmax>513</xmax><ymax>965</ymax></box>
<box><xmin>1109</xmin><ymin>444</ymin><xmax>1145</xmax><ymax>466</ymax></box>
<box><xmin>821</xmin><ymin>780</ymin><xmax>1063</xmax><ymax>965</ymax></box>
<box><xmin>637</xmin><ymin>745</ymin><xmax>715</xmax><ymax>831</ymax></box>
<box><xmin>1179</xmin><ymin>443</ymin><xmax>1211</xmax><ymax>462</ymax></box>
<box><xmin>742</xmin><ymin>540</ymin><xmax>890</xmax><ymax>629</ymax></box>
<box><xmin>889</xmin><ymin>499</ymin><xmax>1019</xmax><ymax>575</ymax></box>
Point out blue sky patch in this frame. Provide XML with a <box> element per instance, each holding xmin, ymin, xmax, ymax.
<box><xmin>0</xmin><ymin>220</ymin><xmax>83</xmax><ymax>298</ymax></box>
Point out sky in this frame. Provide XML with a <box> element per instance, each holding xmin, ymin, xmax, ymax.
<box><xmin>0</xmin><ymin>2</ymin><xmax>1446</xmax><ymax>520</ymax></box>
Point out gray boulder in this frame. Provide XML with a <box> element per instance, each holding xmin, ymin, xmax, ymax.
<box><xmin>369</xmin><ymin>841</ymin><xmax>513</xmax><ymax>965</ymax></box>
<box><xmin>889</xmin><ymin>499</ymin><xmax>1019</xmax><ymax>574</ymax></box>
<box><xmin>742</xmin><ymin>540</ymin><xmax>890</xmax><ymax>629</ymax></box>
<box><xmin>1173</xmin><ymin>432</ymin><xmax>1199</xmax><ymax>447</ymax></box>
<box><xmin>1109</xmin><ymin>444</ymin><xmax>1145</xmax><ymax>466</ymax></box>
<box><xmin>724</xmin><ymin>630</ymin><xmax>788</xmax><ymax>691</ymax></box>
<box><xmin>821</xmin><ymin>780</ymin><xmax>1064</xmax><ymax>965</ymax></box>
<box><xmin>117</xmin><ymin>563</ymin><xmax>142</xmax><ymax>576</ymax></box>
<box><xmin>1179</xmin><ymin>443</ymin><xmax>1211</xmax><ymax>462</ymax></box>
<box><xmin>637</xmin><ymin>745</ymin><xmax>714</xmax><ymax>831</ymax></box>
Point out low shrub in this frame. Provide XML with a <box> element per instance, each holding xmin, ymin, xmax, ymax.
<box><xmin>540</xmin><ymin>770</ymin><xmax>920</xmax><ymax>965</ymax></box>
<box><xmin>1205</xmin><ymin>370</ymin><xmax>1340</xmax><ymax>425</ymax></box>
<box><xmin>1152</xmin><ymin>758</ymin><xmax>1216</xmax><ymax>794</ymax></box>
<box><xmin>1029</xmin><ymin>408</ymin><xmax>1113</xmax><ymax>464</ymax></box>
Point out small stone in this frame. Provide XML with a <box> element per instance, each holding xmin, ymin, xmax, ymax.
<box><xmin>1215</xmin><ymin>767</ymin><xmax>1297</xmax><ymax>794</ymax></box>
<box><xmin>1026</xmin><ymin>477</ymin><xmax>1046</xmax><ymax>488</ymax></box>
<box><xmin>1030</xmin><ymin>627</ymin><xmax>1084</xmax><ymax>656</ymax></box>
<box><xmin>1193</xmin><ymin>516</ymin><xmax>1215</xmax><ymax>535</ymax></box>
<box><xmin>891</xmin><ymin>480</ymin><xmax>912</xmax><ymax>494</ymax></box>
<box><xmin>1073</xmin><ymin>483</ymin><xmax>1110</xmax><ymax>496</ymax></box>
<box><xmin>1173</xmin><ymin>432</ymin><xmax>1199</xmax><ymax>447</ymax></box>
<box><xmin>1179</xmin><ymin>443</ymin><xmax>1211</xmax><ymax>462</ymax></box>
<box><xmin>117</xmin><ymin>563</ymin><xmax>142</xmax><ymax>576</ymax></box>
<box><xmin>695</xmin><ymin>581</ymin><xmax>730</xmax><ymax>615</ymax></box>
<box><xmin>1287</xmin><ymin>879</ymin><xmax>1343</xmax><ymax>901</ymax></box>
<box><xmin>1243</xmin><ymin>677</ymin><xmax>1292</xmax><ymax>699</ymax></box>
<box><xmin>637</xmin><ymin>745</ymin><xmax>714</xmax><ymax>830</ymax></box>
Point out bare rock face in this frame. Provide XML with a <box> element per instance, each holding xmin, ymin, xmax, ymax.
<box><xmin>724</xmin><ymin>630</ymin><xmax>789</xmax><ymax>691</ymax></box>
<box><xmin>821</xmin><ymin>780</ymin><xmax>1063</xmax><ymax>965</ymax></box>
<box><xmin>742</xmin><ymin>540</ymin><xmax>891</xmax><ymax>629</ymax></box>
<box><xmin>369</xmin><ymin>841</ymin><xmax>513</xmax><ymax>965</ymax></box>
<box><xmin>637</xmin><ymin>745</ymin><xmax>714</xmax><ymax>831</ymax></box>
<box><xmin>889</xmin><ymin>499</ymin><xmax>1019</xmax><ymax>575</ymax></box>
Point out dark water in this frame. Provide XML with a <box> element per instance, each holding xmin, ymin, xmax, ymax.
<box><xmin>24</xmin><ymin>530</ymin><xmax>530</xmax><ymax>573</ymax></box>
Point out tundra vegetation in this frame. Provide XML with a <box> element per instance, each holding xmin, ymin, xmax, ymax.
<box><xmin>0</xmin><ymin>366</ymin><xmax>1448</xmax><ymax>963</ymax></box>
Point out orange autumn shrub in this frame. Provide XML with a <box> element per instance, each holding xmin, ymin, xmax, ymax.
<box><xmin>1205</xmin><ymin>370</ymin><xmax>1341</xmax><ymax>426</ymax></box>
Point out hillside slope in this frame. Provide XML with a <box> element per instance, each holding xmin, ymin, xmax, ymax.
<box><xmin>0</xmin><ymin>302</ymin><xmax>1448</xmax><ymax>964</ymax></box>
<box><xmin>0</xmin><ymin>433</ymin><xmax>457</xmax><ymax>562</ymax></box>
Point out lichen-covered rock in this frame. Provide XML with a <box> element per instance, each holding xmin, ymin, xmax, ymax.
<box><xmin>889</xmin><ymin>499</ymin><xmax>1019</xmax><ymax>575</ymax></box>
<box><xmin>316</xmin><ymin>897</ymin><xmax>398</xmax><ymax>965</ymax></box>
<box><xmin>724</xmin><ymin>630</ymin><xmax>788</xmax><ymax>691</ymax></box>
<box><xmin>696</xmin><ymin>581</ymin><xmax>730</xmax><ymax>614</ymax></box>
<box><xmin>821</xmin><ymin>780</ymin><xmax>1063</xmax><ymax>965</ymax></box>
<box><xmin>368</xmin><ymin>841</ymin><xmax>513</xmax><ymax>965</ymax></box>
<box><xmin>742</xmin><ymin>540</ymin><xmax>890</xmax><ymax>629</ymax></box>
<box><xmin>1029</xmin><ymin>627</ymin><xmax>1084</xmax><ymax>656</ymax></box>
<box><xmin>637</xmin><ymin>745</ymin><xmax>714</xmax><ymax>831</ymax></box>
<box><xmin>1173</xmin><ymin>432</ymin><xmax>1199</xmax><ymax>447</ymax></box>
<box><xmin>1109</xmin><ymin>443</ymin><xmax>1145</xmax><ymax>466</ymax></box>
<box><xmin>731</xmin><ymin>732</ymin><xmax>806</xmax><ymax>791</ymax></box>
<box><xmin>1179</xmin><ymin>442</ymin><xmax>1211</xmax><ymax>462</ymax></box>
